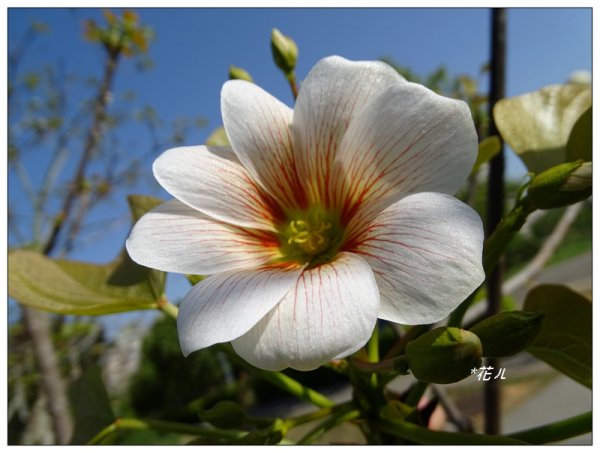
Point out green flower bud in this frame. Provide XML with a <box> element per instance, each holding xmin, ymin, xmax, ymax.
<box><xmin>527</xmin><ymin>160</ymin><xmax>592</xmax><ymax>209</ymax></box>
<box><xmin>270</xmin><ymin>28</ymin><xmax>298</xmax><ymax>74</ymax></box>
<box><xmin>228</xmin><ymin>65</ymin><xmax>254</xmax><ymax>82</ymax></box>
<box><xmin>198</xmin><ymin>400</ymin><xmax>245</xmax><ymax>429</ymax></box>
<box><xmin>405</xmin><ymin>327</ymin><xmax>482</xmax><ymax>384</ymax></box>
<box><xmin>470</xmin><ymin>311</ymin><xmax>544</xmax><ymax>358</ymax></box>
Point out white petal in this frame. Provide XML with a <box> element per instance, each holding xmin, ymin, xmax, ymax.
<box><xmin>153</xmin><ymin>145</ymin><xmax>278</xmax><ymax>231</ymax></box>
<box><xmin>126</xmin><ymin>199</ymin><xmax>278</xmax><ymax>275</ymax></box>
<box><xmin>338</xmin><ymin>81</ymin><xmax>478</xmax><ymax>218</ymax></box>
<box><xmin>221</xmin><ymin>80</ymin><xmax>304</xmax><ymax>209</ymax></box>
<box><xmin>292</xmin><ymin>56</ymin><xmax>406</xmax><ymax>205</ymax></box>
<box><xmin>232</xmin><ymin>252</ymin><xmax>379</xmax><ymax>371</ymax></box>
<box><xmin>177</xmin><ymin>264</ymin><xmax>304</xmax><ymax>356</ymax></box>
<box><xmin>350</xmin><ymin>193</ymin><xmax>484</xmax><ymax>325</ymax></box>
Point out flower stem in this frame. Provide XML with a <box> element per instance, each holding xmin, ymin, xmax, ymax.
<box><xmin>405</xmin><ymin>380</ymin><xmax>428</xmax><ymax>407</ymax></box>
<box><xmin>258</xmin><ymin>369</ymin><xmax>335</xmax><ymax>408</ymax></box>
<box><xmin>297</xmin><ymin>407</ymin><xmax>361</xmax><ymax>445</ymax></box>
<box><xmin>284</xmin><ymin>402</ymin><xmax>355</xmax><ymax>429</ymax></box>
<box><xmin>507</xmin><ymin>411</ymin><xmax>592</xmax><ymax>444</ymax></box>
<box><xmin>383</xmin><ymin>325</ymin><xmax>430</xmax><ymax>359</ymax></box>
<box><xmin>88</xmin><ymin>417</ymin><xmax>248</xmax><ymax>445</ymax></box>
<box><xmin>217</xmin><ymin>345</ymin><xmax>334</xmax><ymax>408</ymax></box>
<box><xmin>367</xmin><ymin>323</ymin><xmax>379</xmax><ymax>387</ymax></box>
<box><xmin>286</xmin><ymin>72</ymin><xmax>299</xmax><ymax>99</ymax></box>
<box><xmin>379</xmin><ymin>419</ymin><xmax>528</xmax><ymax>445</ymax></box>
<box><xmin>157</xmin><ymin>296</ymin><xmax>179</xmax><ymax>320</ymax></box>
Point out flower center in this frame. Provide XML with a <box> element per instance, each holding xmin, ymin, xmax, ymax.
<box><xmin>287</xmin><ymin>219</ymin><xmax>332</xmax><ymax>256</ymax></box>
<box><xmin>278</xmin><ymin>206</ymin><xmax>344</xmax><ymax>267</ymax></box>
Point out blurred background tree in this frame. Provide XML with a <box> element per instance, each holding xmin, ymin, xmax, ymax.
<box><xmin>8</xmin><ymin>10</ymin><xmax>206</xmax><ymax>444</ymax></box>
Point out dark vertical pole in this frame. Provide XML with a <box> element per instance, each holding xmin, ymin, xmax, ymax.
<box><xmin>485</xmin><ymin>7</ymin><xmax>507</xmax><ymax>436</ymax></box>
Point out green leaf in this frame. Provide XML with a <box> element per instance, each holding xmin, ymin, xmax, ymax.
<box><xmin>205</xmin><ymin>126</ymin><xmax>230</xmax><ymax>147</ymax></box>
<box><xmin>127</xmin><ymin>194</ymin><xmax>163</xmax><ymax>222</ymax></box>
<box><xmin>470</xmin><ymin>135</ymin><xmax>502</xmax><ymax>176</ymax></box>
<box><xmin>493</xmin><ymin>84</ymin><xmax>591</xmax><ymax>173</ymax></box>
<box><xmin>566</xmin><ymin>106</ymin><xmax>592</xmax><ymax>162</ymax></box>
<box><xmin>69</xmin><ymin>366</ymin><xmax>115</xmax><ymax>444</ymax></box>
<box><xmin>8</xmin><ymin>249</ymin><xmax>160</xmax><ymax>315</ymax></box>
<box><xmin>8</xmin><ymin>195</ymin><xmax>168</xmax><ymax>315</ymax></box>
<box><xmin>523</xmin><ymin>284</ymin><xmax>591</xmax><ymax>388</ymax></box>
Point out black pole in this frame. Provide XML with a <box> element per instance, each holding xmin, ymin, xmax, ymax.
<box><xmin>485</xmin><ymin>7</ymin><xmax>507</xmax><ymax>436</ymax></box>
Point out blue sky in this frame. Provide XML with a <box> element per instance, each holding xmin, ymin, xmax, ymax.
<box><xmin>7</xmin><ymin>8</ymin><xmax>592</xmax><ymax>329</ymax></box>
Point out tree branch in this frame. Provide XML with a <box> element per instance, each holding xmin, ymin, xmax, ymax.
<box><xmin>503</xmin><ymin>202</ymin><xmax>584</xmax><ymax>295</ymax></box>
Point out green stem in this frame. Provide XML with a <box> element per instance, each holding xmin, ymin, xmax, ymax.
<box><xmin>367</xmin><ymin>323</ymin><xmax>379</xmax><ymax>387</ymax></box>
<box><xmin>298</xmin><ymin>407</ymin><xmax>361</xmax><ymax>445</ymax></box>
<box><xmin>284</xmin><ymin>402</ymin><xmax>355</xmax><ymax>429</ymax></box>
<box><xmin>483</xmin><ymin>197</ymin><xmax>536</xmax><ymax>276</ymax></box>
<box><xmin>405</xmin><ymin>380</ymin><xmax>428</xmax><ymax>407</ymax></box>
<box><xmin>259</xmin><ymin>370</ymin><xmax>335</xmax><ymax>409</ymax></box>
<box><xmin>286</xmin><ymin>72</ymin><xmax>299</xmax><ymax>99</ymax></box>
<box><xmin>379</xmin><ymin>419</ymin><xmax>528</xmax><ymax>445</ymax></box>
<box><xmin>507</xmin><ymin>411</ymin><xmax>592</xmax><ymax>444</ymax></box>
<box><xmin>88</xmin><ymin>417</ymin><xmax>248</xmax><ymax>445</ymax></box>
<box><xmin>157</xmin><ymin>296</ymin><xmax>179</xmax><ymax>320</ymax></box>
<box><xmin>218</xmin><ymin>345</ymin><xmax>334</xmax><ymax>408</ymax></box>
<box><xmin>448</xmin><ymin>196</ymin><xmax>536</xmax><ymax>328</ymax></box>
<box><xmin>384</xmin><ymin>325</ymin><xmax>430</xmax><ymax>359</ymax></box>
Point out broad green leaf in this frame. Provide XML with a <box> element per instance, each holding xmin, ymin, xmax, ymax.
<box><xmin>9</xmin><ymin>249</ymin><xmax>160</xmax><ymax>315</ymax></box>
<box><xmin>523</xmin><ymin>284</ymin><xmax>591</xmax><ymax>388</ymax></box>
<box><xmin>566</xmin><ymin>106</ymin><xmax>592</xmax><ymax>162</ymax></box>
<box><xmin>206</xmin><ymin>126</ymin><xmax>230</xmax><ymax>147</ymax></box>
<box><xmin>9</xmin><ymin>195</ymin><xmax>168</xmax><ymax>315</ymax></box>
<box><xmin>69</xmin><ymin>366</ymin><xmax>115</xmax><ymax>444</ymax></box>
<box><xmin>470</xmin><ymin>135</ymin><xmax>502</xmax><ymax>176</ymax></box>
<box><xmin>493</xmin><ymin>84</ymin><xmax>591</xmax><ymax>174</ymax></box>
<box><xmin>127</xmin><ymin>194</ymin><xmax>163</xmax><ymax>222</ymax></box>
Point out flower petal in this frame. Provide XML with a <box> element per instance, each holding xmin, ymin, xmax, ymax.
<box><xmin>292</xmin><ymin>56</ymin><xmax>406</xmax><ymax>206</ymax></box>
<box><xmin>349</xmin><ymin>192</ymin><xmax>484</xmax><ymax>325</ymax></box>
<box><xmin>337</xmin><ymin>81</ymin><xmax>478</xmax><ymax>220</ymax></box>
<box><xmin>153</xmin><ymin>145</ymin><xmax>278</xmax><ymax>231</ymax></box>
<box><xmin>232</xmin><ymin>252</ymin><xmax>380</xmax><ymax>371</ymax></box>
<box><xmin>221</xmin><ymin>80</ymin><xmax>304</xmax><ymax>209</ymax></box>
<box><xmin>177</xmin><ymin>264</ymin><xmax>303</xmax><ymax>356</ymax></box>
<box><xmin>126</xmin><ymin>199</ymin><xmax>278</xmax><ymax>275</ymax></box>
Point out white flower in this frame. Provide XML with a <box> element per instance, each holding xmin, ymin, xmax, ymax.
<box><xmin>126</xmin><ymin>56</ymin><xmax>484</xmax><ymax>371</ymax></box>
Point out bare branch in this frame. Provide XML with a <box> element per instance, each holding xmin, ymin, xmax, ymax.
<box><xmin>503</xmin><ymin>202</ymin><xmax>585</xmax><ymax>295</ymax></box>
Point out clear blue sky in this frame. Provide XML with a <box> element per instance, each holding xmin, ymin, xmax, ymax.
<box><xmin>8</xmin><ymin>8</ymin><xmax>592</xmax><ymax>329</ymax></box>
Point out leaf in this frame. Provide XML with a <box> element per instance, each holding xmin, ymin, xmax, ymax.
<box><xmin>69</xmin><ymin>366</ymin><xmax>115</xmax><ymax>444</ymax></box>
<box><xmin>566</xmin><ymin>106</ymin><xmax>592</xmax><ymax>163</ymax></box>
<box><xmin>127</xmin><ymin>194</ymin><xmax>164</xmax><ymax>222</ymax></box>
<box><xmin>493</xmin><ymin>84</ymin><xmax>591</xmax><ymax>174</ymax></box>
<box><xmin>8</xmin><ymin>195</ymin><xmax>169</xmax><ymax>315</ymax></box>
<box><xmin>523</xmin><ymin>284</ymin><xmax>591</xmax><ymax>388</ymax></box>
<box><xmin>205</xmin><ymin>126</ymin><xmax>230</xmax><ymax>147</ymax></box>
<box><xmin>9</xmin><ymin>249</ymin><xmax>160</xmax><ymax>315</ymax></box>
<box><xmin>470</xmin><ymin>135</ymin><xmax>502</xmax><ymax>176</ymax></box>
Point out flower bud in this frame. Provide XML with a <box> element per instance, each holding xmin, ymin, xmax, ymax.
<box><xmin>228</xmin><ymin>65</ymin><xmax>254</xmax><ymax>82</ymax></box>
<box><xmin>405</xmin><ymin>327</ymin><xmax>482</xmax><ymax>384</ymax></box>
<box><xmin>270</xmin><ymin>28</ymin><xmax>298</xmax><ymax>74</ymax></box>
<box><xmin>527</xmin><ymin>160</ymin><xmax>592</xmax><ymax>209</ymax></box>
<box><xmin>198</xmin><ymin>400</ymin><xmax>245</xmax><ymax>429</ymax></box>
<box><xmin>470</xmin><ymin>311</ymin><xmax>544</xmax><ymax>357</ymax></box>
